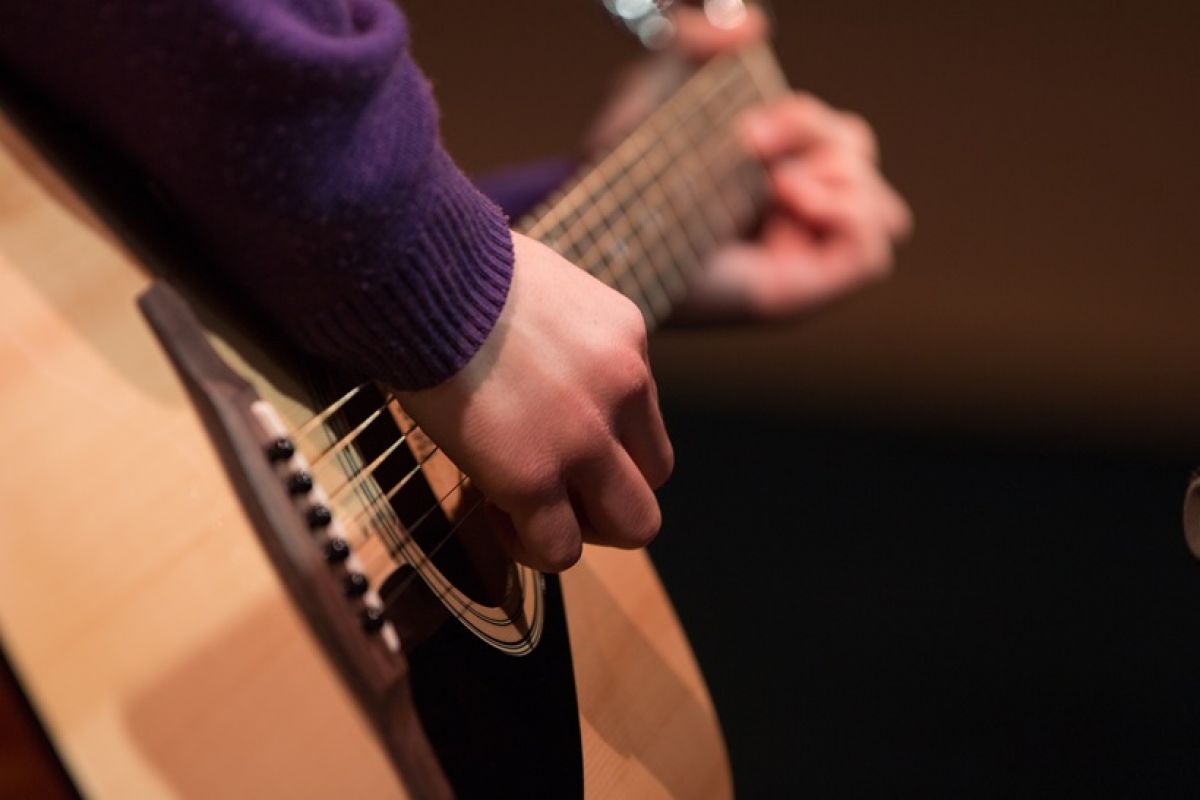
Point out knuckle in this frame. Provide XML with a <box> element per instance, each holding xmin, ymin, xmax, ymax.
<box><xmin>616</xmin><ymin>295</ymin><xmax>649</xmax><ymax>343</ymax></box>
<box><xmin>595</xmin><ymin>329</ymin><xmax>651</xmax><ymax>401</ymax></box>
<box><xmin>568</xmin><ymin>426</ymin><xmax>614</xmax><ymax>470</ymax></box>
<box><xmin>510</xmin><ymin>462</ymin><xmax>562</xmax><ymax>506</ymax></box>
<box><xmin>610</xmin><ymin>350</ymin><xmax>651</xmax><ymax>400</ymax></box>
<box><xmin>624</xmin><ymin>356</ymin><xmax>652</xmax><ymax>396</ymax></box>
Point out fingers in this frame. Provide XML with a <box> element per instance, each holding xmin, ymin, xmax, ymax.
<box><xmin>574</xmin><ymin>446</ymin><xmax>663</xmax><ymax>550</ymax></box>
<box><xmin>740</xmin><ymin>93</ymin><xmax>879</xmax><ymax>164</ymax></box>
<box><xmin>500</xmin><ymin>318</ymin><xmax>671</xmax><ymax>572</ymax></box>
<box><xmin>617</xmin><ymin>371</ymin><xmax>674</xmax><ymax>489</ymax></box>
<box><xmin>772</xmin><ymin>167</ymin><xmax>863</xmax><ymax>237</ymax></box>
<box><xmin>786</xmin><ymin>149</ymin><xmax>913</xmax><ymax>240</ymax></box>
<box><xmin>503</xmin><ymin>436</ymin><xmax>666</xmax><ymax>570</ymax></box>
<box><xmin>766</xmin><ymin>158</ymin><xmax>890</xmax><ymax>263</ymax></box>
<box><xmin>672</xmin><ymin>5</ymin><xmax>769</xmax><ymax>62</ymax></box>
<box><xmin>506</xmin><ymin>495</ymin><xmax>583</xmax><ymax>573</ymax></box>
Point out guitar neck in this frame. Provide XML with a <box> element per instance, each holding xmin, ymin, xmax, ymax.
<box><xmin>520</xmin><ymin>42</ymin><xmax>789</xmax><ymax>326</ymax></box>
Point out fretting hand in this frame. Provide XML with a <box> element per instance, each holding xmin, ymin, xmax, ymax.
<box><xmin>678</xmin><ymin>90</ymin><xmax>912</xmax><ymax>320</ymax></box>
<box><xmin>679</xmin><ymin>4</ymin><xmax>911</xmax><ymax>319</ymax></box>
<box><xmin>591</xmin><ymin>4</ymin><xmax>912</xmax><ymax>321</ymax></box>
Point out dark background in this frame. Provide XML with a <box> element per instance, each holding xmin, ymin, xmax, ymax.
<box><xmin>406</xmin><ymin>1</ymin><xmax>1200</xmax><ymax>795</ymax></box>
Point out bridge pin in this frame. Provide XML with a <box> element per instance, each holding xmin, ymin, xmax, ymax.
<box><xmin>286</xmin><ymin>471</ymin><xmax>314</xmax><ymax>495</ymax></box>
<box><xmin>306</xmin><ymin>504</ymin><xmax>333</xmax><ymax>530</ymax></box>
<box><xmin>265</xmin><ymin>437</ymin><xmax>295</xmax><ymax>462</ymax></box>
<box><xmin>360</xmin><ymin>606</ymin><xmax>385</xmax><ymax>634</ymax></box>
<box><xmin>323</xmin><ymin>537</ymin><xmax>350</xmax><ymax>563</ymax></box>
<box><xmin>343</xmin><ymin>572</ymin><xmax>369</xmax><ymax>597</ymax></box>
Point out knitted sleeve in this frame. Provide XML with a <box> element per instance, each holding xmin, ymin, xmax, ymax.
<box><xmin>0</xmin><ymin>0</ymin><xmax>513</xmax><ymax>389</ymax></box>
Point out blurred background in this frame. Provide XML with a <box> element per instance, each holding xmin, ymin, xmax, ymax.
<box><xmin>406</xmin><ymin>0</ymin><xmax>1200</xmax><ymax>795</ymax></box>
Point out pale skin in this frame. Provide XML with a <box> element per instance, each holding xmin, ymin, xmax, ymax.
<box><xmin>402</xmin><ymin>6</ymin><xmax>911</xmax><ymax>572</ymax></box>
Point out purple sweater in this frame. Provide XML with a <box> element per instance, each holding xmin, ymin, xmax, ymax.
<box><xmin>0</xmin><ymin>0</ymin><xmax>520</xmax><ymax>390</ymax></box>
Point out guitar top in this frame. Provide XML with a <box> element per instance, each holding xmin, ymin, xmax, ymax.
<box><xmin>0</xmin><ymin>41</ymin><xmax>786</xmax><ymax>798</ymax></box>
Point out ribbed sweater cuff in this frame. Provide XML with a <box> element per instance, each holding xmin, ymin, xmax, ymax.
<box><xmin>293</xmin><ymin>148</ymin><xmax>514</xmax><ymax>390</ymax></box>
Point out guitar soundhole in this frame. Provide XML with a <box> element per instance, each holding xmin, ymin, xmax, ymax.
<box><xmin>318</xmin><ymin>377</ymin><xmax>584</xmax><ymax>797</ymax></box>
<box><xmin>320</xmin><ymin>379</ymin><xmax>535</xmax><ymax>651</ymax></box>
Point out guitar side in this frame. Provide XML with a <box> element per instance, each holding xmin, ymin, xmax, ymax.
<box><xmin>0</xmin><ymin>112</ymin><xmax>731</xmax><ymax>798</ymax></box>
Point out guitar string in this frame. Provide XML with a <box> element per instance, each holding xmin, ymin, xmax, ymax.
<box><xmin>521</xmin><ymin>44</ymin><xmax>747</xmax><ymax>239</ymax></box>
<box><xmin>282</xmin><ymin>126</ymin><xmax>746</xmax><ymax>484</ymax></box>
<box><xmin>560</xmin><ymin>138</ymin><xmax>739</xmax><ymax>322</ymax></box>
<box><xmin>539</xmin><ymin>52</ymin><xmax>758</xmax><ymax>295</ymax></box>
<box><xmin>562</xmin><ymin>78</ymin><xmax>764</xmax><ymax>297</ymax></box>
<box><xmin>323</xmin><ymin>428</ymin><xmax>416</xmax><ymax>503</ymax></box>
<box><xmin>291</xmin><ymin>381</ymin><xmax>369</xmax><ymax>437</ymax></box>
<box><xmin>519</xmin><ymin>52</ymin><xmax>757</xmax><ymax>319</ymax></box>
<box><xmin>355</xmin><ymin>471</ymin><xmax>501</xmax><ymax>620</ymax></box>
<box><xmin>532</xmin><ymin>42</ymin><xmax>776</xmax><ymax>249</ymax></box>
<box><xmin>285</xmin><ymin>45</ymin><xmax>786</xmax><ymax>440</ymax></box>
<box><xmin>307</xmin><ymin>395</ymin><xmax>396</xmax><ymax>468</ymax></box>
<box><xmin>560</xmin><ymin>85</ymin><xmax>754</xmax><ymax>285</ymax></box>
<box><xmin>364</xmin><ymin>481</ymin><xmax>494</xmax><ymax>615</ymax></box>
<box><xmin>553</xmin><ymin>66</ymin><xmax>751</xmax><ymax>306</ymax></box>
<box><xmin>350</xmin><ymin>473</ymin><xmax>503</xmax><ymax>628</ymax></box>
<box><xmin>352</xmin><ymin>52</ymin><xmax>793</xmax><ymax>610</ymax></box>
<box><xmin>283</xmin><ymin>45</ymin><xmax>792</xmax><ymax>602</ymax></box>
<box><xmin>549</xmin><ymin>50</ymin><xmax>753</xmax><ymax>251</ymax></box>
<box><xmin>334</xmin><ymin>443</ymin><xmax>452</xmax><ymax>532</ymax></box>
<box><xmin>546</xmin><ymin>55</ymin><xmax>778</xmax><ymax>324</ymax></box>
<box><xmin>298</xmin><ymin>159</ymin><xmax>761</xmax><ymax>548</ymax></box>
<box><xmin>306</xmin><ymin>423</ymin><xmax>514</xmax><ymax>625</ymax></box>
<box><xmin>528</xmin><ymin>40</ymin><xmax>779</xmax><ymax>240</ymax></box>
<box><xmin>546</xmin><ymin>142</ymin><xmax>739</xmax><ymax>321</ymax></box>
<box><xmin>355</xmin><ymin>470</ymin><xmax>471</xmax><ymax>556</ymax></box>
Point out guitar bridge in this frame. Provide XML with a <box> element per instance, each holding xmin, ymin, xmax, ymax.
<box><xmin>137</xmin><ymin>280</ymin><xmax>454</xmax><ymax>799</ymax></box>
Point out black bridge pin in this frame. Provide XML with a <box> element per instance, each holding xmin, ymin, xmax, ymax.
<box><xmin>361</xmin><ymin>606</ymin><xmax>385</xmax><ymax>634</ymax></box>
<box><xmin>324</xmin><ymin>537</ymin><xmax>351</xmax><ymax>563</ymax></box>
<box><xmin>306</xmin><ymin>504</ymin><xmax>333</xmax><ymax>530</ymax></box>
<box><xmin>265</xmin><ymin>437</ymin><xmax>295</xmax><ymax>462</ymax></box>
<box><xmin>286</xmin><ymin>471</ymin><xmax>314</xmax><ymax>496</ymax></box>
<box><xmin>343</xmin><ymin>572</ymin><xmax>369</xmax><ymax>597</ymax></box>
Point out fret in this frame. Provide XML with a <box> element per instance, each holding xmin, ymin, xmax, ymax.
<box><xmin>562</xmin><ymin>210</ymin><xmax>656</xmax><ymax>317</ymax></box>
<box><xmin>741</xmin><ymin>39</ymin><xmax>790</xmax><ymax>101</ymax></box>
<box><xmin>564</xmin><ymin>129</ymin><xmax>703</xmax><ymax>307</ymax></box>
<box><xmin>552</xmin><ymin>161</ymin><xmax>679</xmax><ymax>300</ymax></box>
<box><xmin>680</xmin><ymin>59</ymin><xmax>765</xmax><ymax>231</ymax></box>
<box><xmin>661</xmin><ymin>112</ymin><xmax>739</xmax><ymax>243</ymax></box>
<box><xmin>699</xmin><ymin>69</ymin><xmax>761</xmax><ymax>226</ymax></box>
<box><xmin>598</xmin><ymin>223</ymin><xmax>671</xmax><ymax>319</ymax></box>
<box><xmin>604</xmin><ymin>170</ymin><xmax>690</xmax><ymax>310</ymax></box>
<box><xmin>522</xmin><ymin>44</ymin><xmax>744</xmax><ymax>241</ymax></box>
<box><xmin>624</xmin><ymin>180</ymin><xmax>692</xmax><ymax>303</ymax></box>
<box><xmin>554</xmin><ymin>159</ymin><xmax>673</xmax><ymax>313</ymax></box>
<box><xmin>520</xmin><ymin>42</ymin><xmax>787</xmax><ymax>325</ymax></box>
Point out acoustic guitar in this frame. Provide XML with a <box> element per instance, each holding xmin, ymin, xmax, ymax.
<box><xmin>0</xmin><ymin>37</ymin><xmax>788</xmax><ymax>798</ymax></box>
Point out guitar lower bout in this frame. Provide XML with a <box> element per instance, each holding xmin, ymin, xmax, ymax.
<box><xmin>0</xmin><ymin>108</ymin><xmax>731</xmax><ymax>796</ymax></box>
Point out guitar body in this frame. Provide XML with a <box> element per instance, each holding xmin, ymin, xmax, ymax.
<box><xmin>0</xmin><ymin>110</ymin><xmax>730</xmax><ymax>797</ymax></box>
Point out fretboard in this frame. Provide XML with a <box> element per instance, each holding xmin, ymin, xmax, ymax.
<box><xmin>519</xmin><ymin>42</ymin><xmax>788</xmax><ymax>326</ymax></box>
